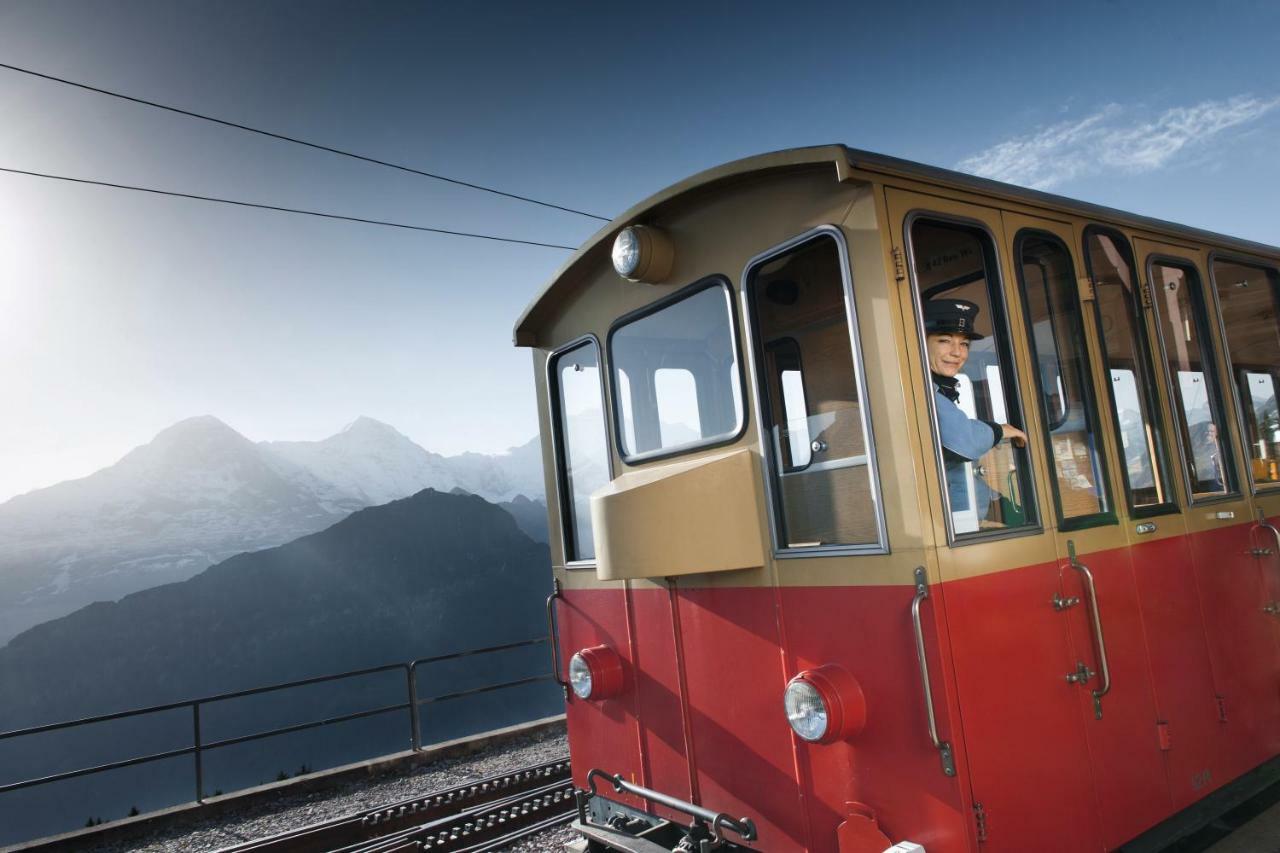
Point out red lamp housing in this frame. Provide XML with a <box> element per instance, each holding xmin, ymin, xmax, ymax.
<box><xmin>569</xmin><ymin>645</ymin><xmax>625</xmax><ymax>701</ymax></box>
<box><xmin>786</xmin><ymin>664</ymin><xmax>868</xmax><ymax>744</ymax></box>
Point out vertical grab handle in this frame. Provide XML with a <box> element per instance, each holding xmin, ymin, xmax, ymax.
<box><xmin>1068</xmin><ymin>541</ymin><xmax>1111</xmax><ymax>718</ymax></box>
<box><xmin>912</xmin><ymin>567</ymin><xmax>956</xmax><ymax>777</ymax></box>
<box><xmin>546</xmin><ymin>578</ymin><xmax>569</xmax><ymax>699</ymax></box>
<box><xmin>1256</xmin><ymin>507</ymin><xmax>1280</xmax><ymax>555</ymax></box>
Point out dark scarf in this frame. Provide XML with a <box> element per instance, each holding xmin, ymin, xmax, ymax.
<box><xmin>932</xmin><ymin>371</ymin><xmax>960</xmax><ymax>403</ymax></box>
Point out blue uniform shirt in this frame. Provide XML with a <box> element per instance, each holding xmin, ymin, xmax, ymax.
<box><xmin>934</xmin><ymin>383</ymin><xmax>1000</xmax><ymax>512</ymax></box>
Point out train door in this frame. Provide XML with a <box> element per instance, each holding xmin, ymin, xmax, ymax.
<box><xmin>546</xmin><ymin>338</ymin><xmax>650</xmax><ymax>813</ymax></box>
<box><xmin>1001</xmin><ymin>211</ymin><xmax>1173</xmax><ymax>846</ymax></box>
<box><xmin>1079</xmin><ymin>226</ymin><xmax>1231</xmax><ymax>813</ymax></box>
<box><xmin>886</xmin><ymin>188</ymin><xmax>1103</xmax><ymax>851</ymax></box>
<box><xmin>1133</xmin><ymin>236</ymin><xmax>1280</xmax><ymax>779</ymax></box>
<box><xmin>606</xmin><ymin>279</ymin><xmax>809</xmax><ymax>850</ymax></box>
<box><xmin>1208</xmin><ymin>254</ymin><xmax>1280</xmax><ymax>698</ymax></box>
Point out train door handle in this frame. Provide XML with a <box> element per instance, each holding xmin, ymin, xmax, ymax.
<box><xmin>1253</xmin><ymin>509</ymin><xmax>1280</xmax><ymax>558</ymax></box>
<box><xmin>1263</xmin><ymin>602</ymin><xmax>1280</xmax><ymax>616</ymax></box>
<box><xmin>1068</xmin><ymin>540</ymin><xmax>1112</xmax><ymax>719</ymax></box>
<box><xmin>1065</xmin><ymin>661</ymin><xmax>1096</xmax><ymax>684</ymax></box>
<box><xmin>1052</xmin><ymin>593</ymin><xmax>1081</xmax><ymax>611</ymax></box>
<box><xmin>911</xmin><ymin>567</ymin><xmax>956</xmax><ymax>777</ymax></box>
<box><xmin>546</xmin><ymin>578</ymin><xmax>569</xmax><ymax>699</ymax></box>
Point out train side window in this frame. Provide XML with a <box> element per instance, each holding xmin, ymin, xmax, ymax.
<box><xmin>1083</xmin><ymin>228</ymin><xmax>1175</xmax><ymax>514</ymax></box>
<box><xmin>908</xmin><ymin>218</ymin><xmax>1037</xmax><ymax>539</ymax></box>
<box><xmin>1015</xmin><ymin>232</ymin><xmax>1114</xmax><ymax>527</ymax></box>
<box><xmin>1211</xmin><ymin>259</ymin><xmax>1280</xmax><ymax>488</ymax></box>
<box><xmin>608</xmin><ymin>279</ymin><xmax>744</xmax><ymax>462</ymax></box>
<box><xmin>746</xmin><ymin>231</ymin><xmax>885</xmax><ymax>552</ymax></box>
<box><xmin>548</xmin><ymin>339</ymin><xmax>610</xmax><ymax>563</ymax></box>
<box><xmin>1149</xmin><ymin>260</ymin><xmax>1238</xmax><ymax>500</ymax></box>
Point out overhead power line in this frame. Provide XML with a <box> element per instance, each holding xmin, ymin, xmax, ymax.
<box><xmin>0</xmin><ymin>61</ymin><xmax>610</xmax><ymax>222</ymax></box>
<box><xmin>0</xmin><ymin>166</ymin><xmax>577</xmax><ymax>250</ymax></box>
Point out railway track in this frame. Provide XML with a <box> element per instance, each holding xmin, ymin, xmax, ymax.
<box><xmin>218</xmin><ymin>757</ymin><xmax>573</xmax><ymax>853</ymax></box>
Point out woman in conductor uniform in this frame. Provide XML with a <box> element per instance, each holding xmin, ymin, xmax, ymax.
<box><xmin>924</xmin><ymin>298</ymin><xmax>1028</xmax><ymax>523</ymax></box>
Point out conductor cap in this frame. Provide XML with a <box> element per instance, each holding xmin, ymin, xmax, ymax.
<box><xmin>924</xmin><ymin>298</ymin><xmax>985</xmax><ymax>340</ymax></box>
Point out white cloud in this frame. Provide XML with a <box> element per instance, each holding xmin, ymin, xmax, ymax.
<box><xmin>957</xmin><ymin>95</ymin><xmax>1280</xmax><ymax>190</ymax></box>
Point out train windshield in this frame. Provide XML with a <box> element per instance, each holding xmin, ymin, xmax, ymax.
<box><xmin>608</xmin><ymin>280</ymin><xmax>744</xmax><ymax>461</ymax></box>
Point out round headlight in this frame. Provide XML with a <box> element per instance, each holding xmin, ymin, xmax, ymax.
<box><xmin>610</xmin><ymin>225</ymin><xmax>674</xmax><ymax>283</ymax></box>
<box><xmin>568</xmin><ymin>653</ymin><xmax>593</xmax><ymax>699</ymax></box>
<box><xmin>611</xmin><ymin>228</ymin><xmax>642</xmax><ymax>279</ymax></box>
<box><xmin>784</xmin><ymin>665</ymin><xmax>867</xmax><ymax>744</ymax></box>
<box><xmin>784</xmin><ymin>678</ymin><xmax>829</xmax><ymax>742</ymax></box>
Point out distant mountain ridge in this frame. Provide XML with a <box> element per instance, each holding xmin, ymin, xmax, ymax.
<box><xmin>0</xmin><ymin>488</ymin><xmax>559</xmax><ymax>845</ymax></box>
<box><xmin>0</xmin><ymin>416</ymin><xmax>546</xmax><ymax>645</ymax></box>
<box><xmin>0</xmin><ymin>488</ymin><xmax>551</xmax><ymax>722</ymax></box>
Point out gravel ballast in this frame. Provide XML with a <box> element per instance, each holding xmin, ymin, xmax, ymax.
<box><xmin>74</xmin><ymin>725</ymin><xmax>569</xmax><ymax>853</ymax></box>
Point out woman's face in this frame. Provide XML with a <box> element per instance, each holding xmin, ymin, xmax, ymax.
<box><xmin>927</xmin><ymin>333</ymin><xmax>970</xmax><ymax>377</ymax></box>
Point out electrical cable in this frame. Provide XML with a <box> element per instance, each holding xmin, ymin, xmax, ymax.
<box><xmin>0</xmin><ymin>61</ymin><xmax>610</xmax><ymax>222</ymax></box>
<box><xmin>0</xmin><ymin>166</ymin><xmax>578</xmax><ymax>250</ymax></box>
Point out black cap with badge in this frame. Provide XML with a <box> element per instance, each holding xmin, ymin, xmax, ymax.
<box><xmin>923</xmin><ymin>298</ymin><xmax>985</xmax><ymax>340</ymax></box>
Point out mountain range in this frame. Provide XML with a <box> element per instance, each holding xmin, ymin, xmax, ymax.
<box><xmin>0</xmin><ymin>416</ymin><xmax>546</xmax><ymax>645</ymax></box>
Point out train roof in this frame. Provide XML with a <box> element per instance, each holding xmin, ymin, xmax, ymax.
<box><xmin>513</xmin><ymin>144</ymin><xmax>1280</xmax><ymax>346</ymax></box>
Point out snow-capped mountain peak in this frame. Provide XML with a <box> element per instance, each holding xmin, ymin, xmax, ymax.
<box><xmin>0</xmin><ymin>415</ymin><xmax>546</xmax><ymax>646</ymax></box>
<box><xmin>263</xmin><ymin>417</ymin><xmax>457</xmax><ymax>507</ymax></box>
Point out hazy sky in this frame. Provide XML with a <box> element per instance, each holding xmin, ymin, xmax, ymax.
<box><xmin>1</xmin><ymin>0</ymin><xmax>1277</xmax><ymax>502</ymax></box>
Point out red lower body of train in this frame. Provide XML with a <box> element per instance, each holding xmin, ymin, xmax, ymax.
<box><xmin>555</xmin><ymin>515</ymin><xmax>1280</xmax><ymax>852</ymax></box>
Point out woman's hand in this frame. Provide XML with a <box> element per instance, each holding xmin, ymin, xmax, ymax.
<box><xmin>1001</xmin><ymin>424</ymin><xmax>1028</xmax><ymax>448</ymax></box>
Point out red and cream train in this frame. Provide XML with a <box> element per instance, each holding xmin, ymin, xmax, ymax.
<box><xmin>513</xmin><ymin>146</ymin><xmax>1280</xmax><ymax>852</ymax></box>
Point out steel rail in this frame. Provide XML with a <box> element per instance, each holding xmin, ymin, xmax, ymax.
<box><xmin>216</xmin><ymin>757</ymin><xmax>570</xmax><ymax>853</ymax></box>
<box><xmin>392</xmin><ymin>779</ymin><xmax>575</xmax><ymax>852</ymax></box>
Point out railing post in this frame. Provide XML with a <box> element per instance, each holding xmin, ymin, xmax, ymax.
<box><xmin>193</xmin><ymin>702</ymin><xmax>204</xmax><ymax>803</ymax></box>
<box><xmin>407</xmin><ymin>664</ymin><xmax>421</xmax><ymax>751</ymax></box>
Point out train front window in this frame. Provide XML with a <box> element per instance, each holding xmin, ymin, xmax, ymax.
<box><xmin>549</xmin><ymin>339</ymin><xmax>610</xmax><ymax>563</ymax></box>
<box><xmin>747</xmin><ymin>232</ymin><xmax>884</xmax><ymax>551</ymax></box>
<box><xmin>1015</xmin><ymin>232</ymin><xmax>1113</xmax><ymax>526</ymax></box>
<box><xmin>908</xmin><ymin>218</ymin><xmax>1037</xmax><ymax>538</ymax></box>
<box><xmin>1150</xmin><ymin>260</ymin><xmax>1238</xmax><ymax>500</ymax></box>
<box><xmin>1083</xmin><ymin>228</ymin><xmax>1174</xmax><ymax>513</ymax></box>
<box><xmin>1211</xmin><ymin>259</ymin><xmax>1280</xmax><ymax>488</ymax></box>
<box><xmin>609</xmin><ymin>279</ymin><xmax>744</xmax><ymax>461</ymax></box>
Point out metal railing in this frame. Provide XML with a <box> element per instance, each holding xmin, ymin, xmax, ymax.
<box><xmin>0</xmin><ymin>637</ymin><xmax>553</xmax><ymax>803</ymax></box>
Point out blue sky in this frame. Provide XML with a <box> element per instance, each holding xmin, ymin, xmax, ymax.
<box><xmin>0</xmin><ymin>0</ymin><xmax>1277</xmax><ymax>502</ymax></box>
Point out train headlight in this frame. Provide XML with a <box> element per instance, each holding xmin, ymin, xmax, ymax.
<box><xmin>784</xmin><ymin>665</ymin><xmax>867</xmax><ymax>744</ymax></box>
<box><xmin>568</xmin><ymin>645</ymin><xmax>625</xmax><ymax>701</ymax></box>
<box><xmin>611</xmin><ymin>225</ymin><xmax>674</xmax><ymax>284</ymax></box>
<box><xmin>784</xmin><ymin>679</ymin><xmax>829</xmax><ymax>741</ymax></box>
<box><xmin>568</xmin><ymin>653</ymin><xmax>593</xmax><ymax>699</ymax></box>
